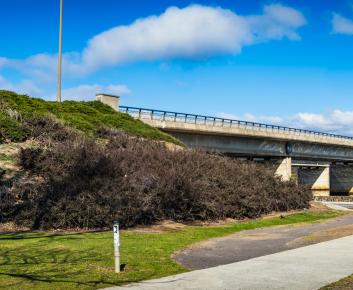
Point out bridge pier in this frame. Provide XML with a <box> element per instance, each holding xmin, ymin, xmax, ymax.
<box><xmin>330</xmin><ymin>165</ymin><xmax>353</xmax><ymax>195</ymax></box>
<box><xmin>275</xmin><ymin>157</ymin><xmax>292</xmax><ymax>182</ymax></box>
<box><xmin>275</xmin><ymin>159</ymin><xmax>332</xmax><ymax>196</ymax></box>
<box><xmin>296</xmin><ymin>165</ymin><xmax>330</xmax><ymax>197</ymax></box>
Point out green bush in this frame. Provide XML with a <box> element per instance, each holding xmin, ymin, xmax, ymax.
<box><xmin>0</xmin><ymin>111</ymin><xmax>27</xmax><ymax>142</ymax></box>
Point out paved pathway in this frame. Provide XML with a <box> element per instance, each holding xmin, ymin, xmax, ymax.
<box><xmin>175</xmin><ymin>214</ymin><xmax>353</xmax><ymax>269</ymax></box>
<box><xmin>107</xmin><ymin>235</ymin><xmax>353</xmax><ymax>290</ymax></box>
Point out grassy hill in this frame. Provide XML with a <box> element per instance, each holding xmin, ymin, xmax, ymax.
<box><xmin>0</xmin><ymin>90</ymin><xmax>182</xmax><ymax>145</ymax></box>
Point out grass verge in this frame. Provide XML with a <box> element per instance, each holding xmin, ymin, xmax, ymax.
<box><xmin>0</xmin><ymin>210</ymin><xmax>346</xmax><ymax>290</ymax></box>
<box><xmin>321</xmin><ymin>274</ymin><xmax>353</xmax><ymax>290</ymax></box>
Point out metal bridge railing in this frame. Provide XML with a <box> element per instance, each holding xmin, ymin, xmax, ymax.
<box><xmin>119</xmin><ymin>106</ymin><xmax>353</xmax><ymax>141</ymax></box>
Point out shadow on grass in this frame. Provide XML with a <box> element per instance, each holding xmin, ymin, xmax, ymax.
<box><xmin>0</xmin><ymin>230</ymin><xmax>108</xmax><ymax>241</ymax></box>
<box><xmin>0</xmin><ymin>240</ymin><xmax>121</xmax><ymax>289</ymax></box>
<box><xmin>0</xmin><ymin>271</ymin><xmax>118</xmax><ymax>288</ymax></box>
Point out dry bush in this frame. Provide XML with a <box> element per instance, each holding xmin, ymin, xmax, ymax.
<box><xmin>1</xmin><ymin>127</ymin><xmax>312</xmax><ymax>229</ymax></box>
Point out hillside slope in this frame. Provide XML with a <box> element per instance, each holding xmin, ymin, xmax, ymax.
<box><xmin>0</xmin><ymin>90</ymin><xmax>182</xmax><ymax>145</ymax></box>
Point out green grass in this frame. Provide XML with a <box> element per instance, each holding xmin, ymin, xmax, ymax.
<box><xmin>0</xmin><ymin>154</ymin><xmax>16</xmax><ymax>162</ymax></box>
<box><xmin>0</xmin><ymin>210</ymin><xmax>346</xmax><ymax>290</ymax></box>
<box><xmin>321</xmin><ymin>274</ymin><xmax>353</xmax><ymax>289</ymax></box>
<box><xmin>0</xmin><ymin>90</ymin><xmax>182</xmax><ymax>145</ymax></box>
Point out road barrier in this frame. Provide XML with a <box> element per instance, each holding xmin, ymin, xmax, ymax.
<box><xmin>120</xmin><ymin>106</ymin><xmax>353</xmax><ymax>142</ymax></box>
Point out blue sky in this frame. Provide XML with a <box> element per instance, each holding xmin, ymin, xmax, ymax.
<box><xmin>2</xmin><ymin>0</ymin><xmax>353</xmax><ymax>134</ymax></box>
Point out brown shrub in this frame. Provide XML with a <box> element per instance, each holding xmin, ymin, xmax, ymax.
<box><xmin>1</xmin><ymin>128</ymin><xmax>312</xmax><ymax>229</ymax></box>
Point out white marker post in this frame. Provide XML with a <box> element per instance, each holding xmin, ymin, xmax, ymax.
<box><xmin>113</xmin><ymin>221</ymin><xmax>120</xmax><ymax>273</ymax></box>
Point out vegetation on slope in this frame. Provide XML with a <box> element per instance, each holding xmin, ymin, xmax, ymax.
<box><xmin>1</xmin><ymin>122</ymin><xmax>311</xmax><ymax>229</ymax></box>
<box><xmin>0</xmin><ymin>90</ymin><xmax>181</xmax><ymax>145</ymax></box>
<box><xmin>0</xmin><ymin>90</ymin><xmax>311</xmax><ymax>231</ymax></box>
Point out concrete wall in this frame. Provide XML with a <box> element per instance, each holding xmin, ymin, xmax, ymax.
<box><xmin>96</xmin><ymin>94</ymin><xmax>120</xmax><ymax>111</ymax></box>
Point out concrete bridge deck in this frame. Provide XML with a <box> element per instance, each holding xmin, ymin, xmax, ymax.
<box><xmin>120</xmin><ymin>106</ymin><xmax>353</xmax><ymax>162</ymax></box>
<box><xmin>120</xmin><ymin>106</ymin><xmax>353</xmax><ymax>148</ymax></box>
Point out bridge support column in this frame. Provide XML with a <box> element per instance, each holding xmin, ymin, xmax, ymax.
<box><xmin>297</xmin><ymin>166</ymin><xmax>330</xmax><ymax>196</ymax></box>
<box><xmin>330</xmin><ymin>165</ymin><xmax>353</xmax><ymax>195</ymax></box>
<box><xmin>275</xmin><ymin>157</ymin><xmax>292</xmax><ymax>182</ymax></box>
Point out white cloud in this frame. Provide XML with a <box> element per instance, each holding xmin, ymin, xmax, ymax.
<box><xmin>0</xmin><ymin>75</ymin><xmax>12</xmax><ymax>89</ymax></box>
<box><xmin>81</xmin><ymin>5</ymin><xmax>251</xmax><ymax>72</ymax></box>
<box><xmin>217</xmin><ymin>110</ymin><xmax>353</xmax><ymax>136</ymax></box>
<box><xmin>292</xmin><ymin>110</ymin><xmax>353</xmax><ymax>134</ymax></box>
<box><xmin>3</xmin><ymin>53</ymin><xmax>81</xmax><ymax>82</ymax></box>
<box><xmin>0</xmin><ymin>57</ymin><xmax>8</xmax><ymax>68</ymax></box>
<box><xmin>244</xmin><ymin>113</ymin><xmax>284</xmax><ymax>124</ymax></box>
<box><xmin>248</xmin><ymin>4</ymin><xmax>307</xmax><ymax>41</ymax></box>
<box><xmin>332</xmin><ymin>13</ymin><xmax>353</xmax><ymax>35</ymax></box>
<box><xmin>217</xmin><ymin>112</ymin><xmax>240</xmax><ymax>120</ymax></box>
<box><xmin>82</xmin><ymin>4</ymin><xmax>306</xmax><ymax>72</ymax></box>
<box><xmin>218</xmin><ymin>112</ymin><xmax>283</xmax><ymax>124</ymax></box>
<box><xmin>0</xmin><ymin>4</ymin><xmax>306</xmax><ymax>79</ymax></box>
<box><xmin>60</xmin><ymin>84</ymin><xmax>131</xmax><ymax>101</ymax></box>
<box><xmin>0</xmin><ymin>75</ymin><xmax>42</xmax><ymax>96</ymax></box>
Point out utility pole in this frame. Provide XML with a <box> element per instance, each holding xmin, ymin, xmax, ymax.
<box><xmin>57</xmin><ymin>0</ymin><xmax>63</xmax><ymax>103</ymax></box>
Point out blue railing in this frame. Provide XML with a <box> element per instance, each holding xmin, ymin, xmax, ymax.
<box><xmin>119</xmin><ymin>106</ymin><xmax>353</xmax><ymax>141</ymax></box>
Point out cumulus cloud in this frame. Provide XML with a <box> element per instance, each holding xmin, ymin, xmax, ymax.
<box><xmin>60</xmin><ymin>84</ymin><xmax>131</xmax><ymax>101</ymax></box>
<box><xmin>0</xmin><ymin>57</ymin><xmax>8</xmax><ymax>68</ymax></box>
<box><xmin>0</xmin><ymin>3</ymin><xmax>306</xmax><ymax>78</ymax></box>
<box><xmin>82</xmin><ymin>4</ymin><xmax>306</xmax><ymax>72</ymax></box>
<box><xmin>248</xmin><ymin>4</ymin><xmax>306</xmax><ymax>41</ymax></box>
<box><xmin>0</xmin><ymin>75</ymin><xmax>12</xmax><ymax>89</ymax></box>
<box><xmin>218</xmin><ymin>110</ymin><xmax>353</xmax><ymax>136</ymax></box>
<box><xmin>0</xmin><ymin>75</ymin><xmax>42</xmax><ymax>96</ymax></box>
<box><xmin>81</xmin><ymin>5</ymin><xmax>251</xmax><ymax>72</ymax></box>
<box><xmin>292</xmin><ymin>110</ymin><xmax>353</xmax><ymax>133</ymax></box>
<box><xmin>332</xmin><ymin>13</ymin><xmax>353</xmax><ymax>35</ymax></box>
<box><xmin>4</xmin><ymin>53</ymin><xmax>81</xmax><ymax>82</ymax></box>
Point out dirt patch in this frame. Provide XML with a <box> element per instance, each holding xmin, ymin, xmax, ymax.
<box><xmin>0</xmin><ymin>222</ymin><xmax>30</xmax><ymax>233</ymax></box>
<box><xmin>236</xmin><ymin>232</ymin><xmax>285</xmax><ymax>240</ymax></box>
<box><xmin>129</xmin><ymin>220</ymin><xmax>187</xmax><ymax>233</ymax></box>
<box><xmin>128</xmin><ymin>203</ymin><xmax>330</xmax><ymax>234</ymax></box>
<box><xmin>287</xmin><ymin>224</ymin><xmax>353</xmax><ymax>248</ymax></box>
<box><xmin>0</xmin><ymin>141</ymin><xmax>35</xmax><ymax>179</ymax></box>
<box><xmin>260</xmin><ymin>202</ymin><xmax>329</xmax><ymax>220</ymax></box>
<box><xmin>308</xmin><ymin>201</ymin><xmax>331</xmax><ymax>212</ymax></box>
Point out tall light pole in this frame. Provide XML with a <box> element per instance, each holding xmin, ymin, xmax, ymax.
<box><xmin>57</xmin><ymin>0</ymin><xmax>63</xmax><ymax>103</ymax></box>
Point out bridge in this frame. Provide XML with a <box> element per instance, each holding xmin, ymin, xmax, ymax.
<box><xmin>96</xmin><ymin>94</ymin><xmax>353</xmax><ymax>197</ymax></box>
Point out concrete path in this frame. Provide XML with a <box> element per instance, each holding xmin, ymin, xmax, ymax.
<box><xmin>175</xmin><ymin>214</ymin><xmax>353</xmax><ymax>269</ymax></box>
<box><xmin>107</xmin><ymin>235</ymin><xmax>353</xmax><ymax>290</ymax></box>
<box><xmin>324</xmin><ymin>201</ymin><xmax>353</xmax><ymax>211</ymax></box>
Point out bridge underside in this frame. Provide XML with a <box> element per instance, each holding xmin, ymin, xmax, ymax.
<box><xmin>165</xmin><ymin>131</ymin><xmax>353</xmax><ymax>196</ymax></box>
<box><xmin>168</xmin><ymin>131</ymin><xmax>353</xmax><ymax>161</ymax></box>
